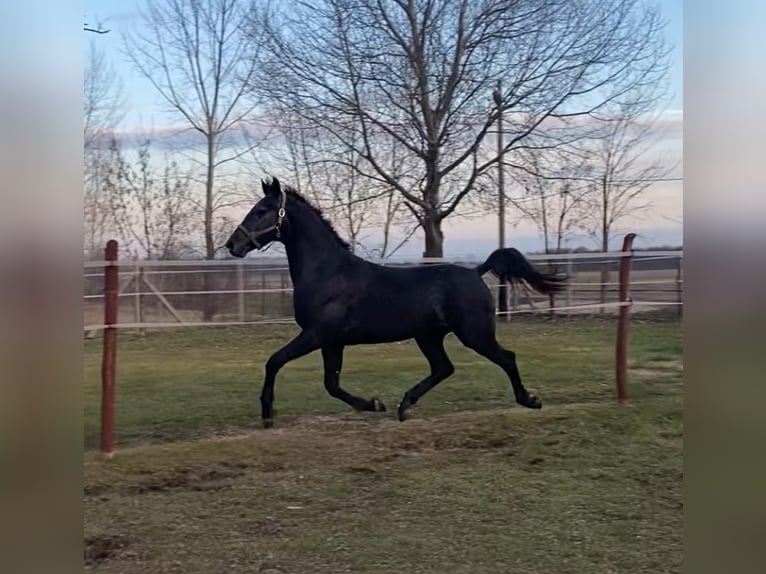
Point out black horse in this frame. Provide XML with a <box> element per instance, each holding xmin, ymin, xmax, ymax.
<box><xmin>225</xmin><ymin>178</ymin><xmax>565</xmax><ymax>428</ymax></box>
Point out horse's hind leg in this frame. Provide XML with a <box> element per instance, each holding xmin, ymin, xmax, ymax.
<box><xmin>494</xmin><ymin>346</ymin><xmax>542</xmax><ymax>409</ymax></box>
<box><xmin>455</xmin><ymin>322</ymin><xmax>542</xmax><ymax>410</ymax></box>
<box><xmin>397</xmin><ymin>333</ymin><xmax>455</xmax><ymax>422</ymax></box>
<box><xmin>322</xmin><ymin>345</ymin><xmax>386</xmax><ymax>413</ymax></box>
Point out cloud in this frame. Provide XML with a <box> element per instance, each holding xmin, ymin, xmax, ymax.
<box><xmin>104</xmin><ymin>119</ymin><xmax>273</xmax><ymax>152</ymax></box>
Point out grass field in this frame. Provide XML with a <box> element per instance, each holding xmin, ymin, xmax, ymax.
<box><xmin>84</xmin><ymin>319</ymin><xmax>682</xmax><ymax>573</ymax></box>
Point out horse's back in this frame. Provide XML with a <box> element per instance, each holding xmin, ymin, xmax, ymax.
<box><xmin>362</xmin><ymin>262</ymin><xmax>455</xmax><ymax>318</ymax></box>
<box><xmin>364</xmin><ymin>261</ymin><xmax>492</xmax><ymax>330</ymax></box>
<box><xmin>308</xmin><ymin>260</ymin><xmax>493</xmax><ymax>344</ymax></box>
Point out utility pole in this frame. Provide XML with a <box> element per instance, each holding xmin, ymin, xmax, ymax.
<box><xmin>493</xmin><ymin>80</ymin><xmax>509</xmax><ymax>321</ymax></box>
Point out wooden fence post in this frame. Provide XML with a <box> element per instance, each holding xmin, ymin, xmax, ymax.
<box><xmin>101</xmin><ymin>240</ymin><xmax>119</xmax><ymax>459</ymax></box>
<box><xmin>615</xmin><ymin>233</ymin><xmax>636</xmax><ymax>402</ymax></box>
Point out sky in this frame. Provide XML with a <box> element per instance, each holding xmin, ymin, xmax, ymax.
<box><xmin>84</xmin><ymin>0</ymin><xmax>683</xmax><ymax>255</ymax></box>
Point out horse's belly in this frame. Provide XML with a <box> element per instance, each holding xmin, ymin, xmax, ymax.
<box><xmin>339</xmin><ymin>301</ymin><xmax>443</xmax><ymax>344</ymax></box>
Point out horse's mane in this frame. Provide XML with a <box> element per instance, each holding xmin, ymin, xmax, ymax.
<box><xmin>283</xmin><ymin>185</ymin><xmax>351</xmax><ymax>251</ymax></box>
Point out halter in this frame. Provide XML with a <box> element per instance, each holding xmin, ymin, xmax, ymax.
<box><xmin>237</xmin><ymin>188</ymin><xmax>287</xmax><ymax>249</ymax></box>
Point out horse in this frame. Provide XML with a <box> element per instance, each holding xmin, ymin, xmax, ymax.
<box><xmin>225</xmin><ymin>177</ymin><xmax>565</xmax><ymax>428</ymax></box>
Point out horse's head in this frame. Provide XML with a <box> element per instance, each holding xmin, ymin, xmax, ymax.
<box><xmin>225</xmin><ymin>177</ymin><xmax>287</xmax><ymax>258</ymax></box>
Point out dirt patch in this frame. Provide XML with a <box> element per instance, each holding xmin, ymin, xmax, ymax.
<box><xmin>259</xmin><ymin>461</ymin><xmax>288</xmax><ymax>472</ymax></box>
<box><xmin>248</xmin><ymin>516</ymin><xmax>284</xmax><ymax>537</ymax></box>
<box><xmin>289</xmin><ymin>412</ymin><xmax>524</xmax><ymax>455</ymax></box>
<box><xmin>84</xmin><ymin>397</ymin><xmax>683</xmax><ymax>574</ymax></box>
<box><xmin>84</xmin><ymin>533</ymin><xmax>129</xmax><ymax>566</ymax></box>
<box><xmin>127</xmin><ymin>461</ymin><xmax>247</xmax><ymax>494</ymax></box>
<box><xmin>84</xmin><ymin>484</ymin><xmax>107</xmax><ymax>497</ymax></box>
<box><xmin>370</xmin><ymin>451</ymin><xmax>423</xmax><ymax>464</ymax></box>
<box><xmin>281</xmin><ymin>413</ymin><xmax>385</xmax><ymax>433</ymax></box>
<box><xmin>432</xmin><ymin>432</ymin><xmax>518</xmax><ymax>451</ymax></box>
<box><xmin>344</xmin><ymin>465</ymin><xmax>379</xmax><ymax>475</ymax></box>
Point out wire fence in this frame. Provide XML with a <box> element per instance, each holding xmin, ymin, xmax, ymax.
<box><xmin>83</xmin><ymin>250</ymin><xmax>683</xmax><ymax>333</ymax></box>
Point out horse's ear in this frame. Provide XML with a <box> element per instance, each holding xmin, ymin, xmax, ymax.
<box><xmin>261</xmin><ymin>176</ymin><xmax>281</xmax><ymax>197</ymax></box>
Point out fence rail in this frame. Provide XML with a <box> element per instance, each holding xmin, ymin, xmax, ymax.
<box><xmin>83</xmin><ymin>249</ymin><xmax>683</xmax><ymax>333</ymax></box>
<box><xmin>83</xmin><ymin>249</ymin><xmax>683</xmax><ymax>268</ymax></box>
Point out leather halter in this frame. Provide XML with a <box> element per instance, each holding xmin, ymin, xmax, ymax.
<box><xmin>237</xmin><ymin>188</ymin><xmax>287</xmax><ymax>249</ymax></box>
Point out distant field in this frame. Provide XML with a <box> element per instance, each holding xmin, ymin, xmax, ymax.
<box><xmin>84</xmin><ymin>320</ymin><xmax>682</xmax><ymax>573</ymax></box>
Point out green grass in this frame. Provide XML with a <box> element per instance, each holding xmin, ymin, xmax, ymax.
<box><xmin>84</xmin><ymin>320</ymin><xmax>681</xmax><ymax>448</ymax></box>
<box><xmin>84</xmin><ymin>319</ymin><xmax>682</xmax><ymax>573</ymax></box>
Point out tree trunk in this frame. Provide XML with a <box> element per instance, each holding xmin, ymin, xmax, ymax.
<box><xmin>422</xmin><ymin>210</ymin><xmax>444</xmax><ymax>258</ymax></box>
<box><xmin>421</xmin><ymin>164</ymin><xmax>444</xmax><ymax>258</ymax></box>
<box><xmin>203</xmin><ymin>133</ymin><xmax>216</xmax><ymax>321</ymax></box>
<box><xmin>599</xmin><ymin>214</ymin><xmax>609</xmax><ymax>314</ymax></box>
<box><xmin>205</xmin><ymin>135</ymin><xmax>216</xmax><ymax>260</ymax></box>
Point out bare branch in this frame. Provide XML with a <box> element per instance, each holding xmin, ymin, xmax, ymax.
<box><xmin>124</xmin><ymin>0</ymin><xmax>267</xmax><ymax>259</ymax></box>
<box><xmin>252</xmin><ymin>0</ymin><xmax>670</xmax><ymax>256</ymax></box>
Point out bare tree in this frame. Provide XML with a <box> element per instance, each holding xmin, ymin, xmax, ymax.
<box><xmin>374</xmin><ymin>187</ymin><xmax>419</xmax><ymax>258</ymax></box>
<box><xmin>311</xmin><ymin>143</ymin><xmax>418</xmax><ymax>257</ymax></box>
<box><xmin>251</xmin><ymin>0</ymin><xmax>668</xmax><ymax>256</ymax></box>
<box><xmin>84</xmin><ymin>39</ymin><xmax>125</xmax><ymax>258</ymax></box>
<box><xmin>522</xmin><ymin>95</ymin><xmax>676</xmax><ymax>310</ymax></box>
<box><xmin>582</xmin><ymin>104</ymin><xmax>676</xmax><ymax>253</ymax></box>
<box><xmin>102</xmin><ymin>138</ymin><xmax>196</xmax><ymax>259</ymax></box>
<box><xmin>487</xmin><ymin>145</ymin><xmax>589</xmax><ymax>313</ymax></box>
<box><xmin>84</xmin><ymin>40</ymin><xmax>124</xmax><ymax>152</ymax></box>
<box><xmin>506</xmin><ymin>147</ymin><xmax>589</xmax><ymax>255</ymax></box>
<box><xmin>580</xmin><ymin>100</ymin><xmax>677</xmax><ymax>311</ymax></box>
<box><xmin>273</xmin><ymin>111</ymin><xmax>416</xmax><ymax>256</ymax></box>
<box><xmin>124</xmin><ymin>0</ymin><xmax>268</xmax><ymax>260</ymax></box>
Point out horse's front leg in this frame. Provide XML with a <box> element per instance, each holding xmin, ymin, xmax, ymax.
<box><xmin>261</xmin><ymin>330</ymin><xmax>320</xmax><ymax>428</ymax></box>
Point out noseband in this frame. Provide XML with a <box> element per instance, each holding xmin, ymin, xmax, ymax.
<box><xmin>237</xmin><ymin>189</ymin><xmax>287</xmax><ymax>249</ymax></box>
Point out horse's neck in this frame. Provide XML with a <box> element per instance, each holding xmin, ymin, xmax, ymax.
<box><xmin>283</xmin><ymin>210</ymin><xmax>351</xmax><ymax>287</ymax></box>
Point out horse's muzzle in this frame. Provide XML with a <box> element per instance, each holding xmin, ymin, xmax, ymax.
<box><xmin>225</xmin><ymin>237</ymin><xmax>247</xmax><ymax>258</ymax></box>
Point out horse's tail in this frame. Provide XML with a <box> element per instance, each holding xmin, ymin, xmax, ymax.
<box><xmin>475</xmin><ymin>248</ymin><xmax>566</xmax><ymax>296</ymax></box>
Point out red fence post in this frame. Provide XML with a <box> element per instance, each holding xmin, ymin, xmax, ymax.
<box><xmin>615</xmin><ymin>233</ymin><xmax>636</xmax><ymax>402</ymax></box>
<box><xmin>101</xmin><ymin>240</ymin><xmax>119</xmax><ymax>459</ymax></box>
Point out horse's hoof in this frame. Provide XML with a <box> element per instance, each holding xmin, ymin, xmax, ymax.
<box><xmin>524</xmin><ymin>395</ymin><xmax>542</xmax><ymax>409</ymax></box>
<box><xmin>263</xmin><ymin>418</ymin><xmax>274</xmax><ymax>429</ymax></box>
<box><xmin>396</xmin><ymin>403</ymin><xmax>410</xmax><ymax>422</ymax></box>
<box><xmin>372</xmin><ymin>398</ymin><xmax>387</xmax><ymax>412</ymax></box>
